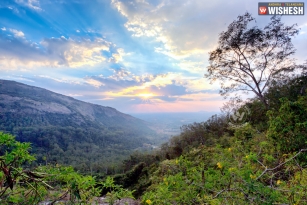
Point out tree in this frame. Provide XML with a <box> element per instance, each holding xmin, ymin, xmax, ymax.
<box><xmin>205</xmin><ymin>12</ymin><xmax>301</xmax><ymax>108</ymax></box>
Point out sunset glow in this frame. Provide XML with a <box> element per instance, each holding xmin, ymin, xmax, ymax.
<box><xmin>0</xmin><ymin>0</ymin><xmax>306</xmax><ymax>113</ymax></box>
<box><xmin>137</xmin><ymin>93</ymin><xmax>155</xmax><ymax>99</ymax></box>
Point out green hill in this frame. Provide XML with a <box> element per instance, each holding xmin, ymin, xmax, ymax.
<box><xmin>0</xmin><ymin>79</ymin><xmax>156</xmax><ymax>174</ymax></box>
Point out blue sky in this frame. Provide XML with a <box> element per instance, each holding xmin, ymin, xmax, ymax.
<box><xmin>0</xmin><ymin>0</ymin><xmax>306</xmax><ymax>113</ymax></box>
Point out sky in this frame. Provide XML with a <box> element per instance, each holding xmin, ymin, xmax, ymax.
<box><xmin>0</xmin><ymin>0</ymin><xmax>306</xmax><ymax>113</ymax></box>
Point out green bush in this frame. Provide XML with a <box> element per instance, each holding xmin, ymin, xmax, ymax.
<box><xmin>141</xmin><ymin>125</ymin><xmax>307</xmax><ymax>204</ymax></box>
<box><xmin>267</xmin><ymin>96</ymin><xmax>307</xmax><ymax>153</ymax></box>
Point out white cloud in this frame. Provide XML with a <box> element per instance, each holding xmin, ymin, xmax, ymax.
<box><xmin>111</xmin><ymin>0</ymin><xmax>220</xmax><ymax>59</ymax></box>
<box><xmin>1</xmin><ymin>75</ymin><xmax>35</xmax><ymax>83</ymax></box>
<box><xmin>112</xmin><ymin>0</ymin><xmax>307</xmax><ymax>74</ymax></box>
<box><xmin>67</xmin><ymin>93</ymin><xmax>83</xmax><ymax>97</ymax></box>
<box><xmin>109</xmin><ymin>68</ymin><xmax>132</xmax><ymax>80</ymax></box>
<box><xmin>0</xmin><ymin>58</ymin><xmax>48</xmax><ymax>70</ymax></box>
<box><xmin>143</xmin><ymin>73</ymin><xmax>179</xmax><ymax>87</ymax></box>
<box><xmin>100</xmin><ymin>72</ymin><xmax>217</xmax><ymax>99</ymax></box>
<box><xmin>1</xmin><ymin>27</ymin><xmax>6</xmax><ymax>31</ymax></box>
<box><xmin>41</xmin><ymin>37</ymin><xmax>110</xmax><ymax>67</ymax></box>
<box><xmin>36</xmin><ymin>75</ymin><xmax>81</xmax><ymax>84</ymax></box>
<box><xmin>108</xmin><ymin>48</ymin><xmax>125</xmax><ymax>64</ymax></box>
<box><xmin>85</xmin><ymin>78</ymin><xmax>105</xmax><ymax>88</ymax></box>
<box><xmin>10</xmin><ymin>29</ymin><xmax>25</xmax><ymax>38</ymax></box>
<box><xmin>122</xmin><ymin>72</ymin><xmax>215</xmax><ymax>93</ymax></box>
<box><xmin>15</xmin><ymin>0</ymin><xmax>42</xmax><ymax>11</ymax></box>
<box><xmin>33</xmin><ymin>75</ymin><xmax>109</xmax><ymax>89</ymax></box>
<box><xmin>0</xmin><ymin>36</ymin><xmax>118</xmax><ymax>69</ymax></box>
<box><xmin>177</xmin><ymin>77</ymin><xmax>218</xmax><ymax>92</ymax></box>
<box><xmin>177</xmin><ymin>60</ymin><xmax>205</xmax><ymax>74</ymax></box>
<box><xmin>101</xmin><ymin>73</ymin><xmax>177</xmax><ymax>97</ymax></box>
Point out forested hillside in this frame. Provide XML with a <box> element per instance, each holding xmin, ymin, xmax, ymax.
<box><xmin>0</xmin><ymin>79</ymin><xmax>156</xmax><ymax>173</ymax></box>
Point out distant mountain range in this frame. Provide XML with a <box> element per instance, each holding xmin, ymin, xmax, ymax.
<box><xmin>0</xmin><ymin>80</ymin><xmax>156</xmax><ymax>173</ymax></box>
<box><xmin>131</xmin><ymin>111</ymin><xmax>219</xmax><ymax>137</ymax></box>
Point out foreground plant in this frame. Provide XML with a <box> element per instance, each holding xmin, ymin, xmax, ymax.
<box><xmin>0</xmin><ymin>132</ymin><xmax>47</xmax><ymax>204</ymax></box>
<box><xmin>141</xmin><ymin>124</ymin><xmax>307</xmax><ymax>204</ymax></box>
<box><xmin>102</xmin><ymin>176</ymin><xmax>135</xmax><ymax>205</ymax></box>
<box><xmin>0</xmin><ymin>131</ymin><xmax>140</xmax><ymax>205</ymax></box>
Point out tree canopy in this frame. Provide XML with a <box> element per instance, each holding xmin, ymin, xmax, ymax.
<box><xmin>205</xmin><ymin>12</ymin><xmax>302</xmax><ymax>108</ymax></box>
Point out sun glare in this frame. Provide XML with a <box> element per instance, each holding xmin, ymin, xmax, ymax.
<box><xmin>137</xmin><ymin>93</ymin><xmax>154</xmax><ymax>99</ymax></box>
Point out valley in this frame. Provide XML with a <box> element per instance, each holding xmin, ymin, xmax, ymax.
<box><xmin>0</xmin><ymin>79</ymin><xmax>157</xmax><ymax>173</ymax></box>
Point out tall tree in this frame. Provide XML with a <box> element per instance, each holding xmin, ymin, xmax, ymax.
<box><xmin>205</xmin><ymin>12</ymin><xmax>301</xmax><ymax>108</ymax></box>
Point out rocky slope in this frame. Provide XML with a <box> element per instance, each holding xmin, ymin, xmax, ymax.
<box><xmin>0</xmin><ymin>79</ymin><xmax>155</xmax><ymax>172</ymax></box>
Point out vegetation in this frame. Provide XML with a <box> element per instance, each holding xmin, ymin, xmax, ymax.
<box><xmin>1</xmin><ymin>12</ymin><xmax>307</xmax><ymax>204</ymax></box>
<box><xmin>0</xmin><ymin>79</ymin><xmax>156</xmax><ymax>174</ymax></box>
<box><xmin>109</xmin><ymin>72</ymin><xmax>306</xmax><ymax>204</ymax></box>
<box><xmin>0</xmin><ymin>132</ymin><xmax>135</xmax><ymax>204</ymax></box>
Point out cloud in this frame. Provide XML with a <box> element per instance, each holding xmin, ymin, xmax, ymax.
<box><xmin>0</xmin><ymin>75</ymin><xmax>35</xmax><ymax>83</ymax></box>
<box><xmin>35</xmin><ymin>75</ymin><xmax>84</xmax><ymax>85</ymax></box>
<box><xmin>144</xmin><ymin>73</ymin><xmax>178</xmax><ymax>87</ymax></box>
<box><xmin>1</xmin><ymin>72</ymin><xmax>224</xmax><ymax>113</ymax></box>
<box><xmin>177</xmin><ymin>78</ymin><xmax>219</xmax><ymax>92</ymax></box>
<box><xmin>82</xmin><ymin>72</ymin><xmax>216</xmax><ymax>102</ymax></box>
<box><xmin>0</xmin><ymin>34</ymin><xmax>117</xmax><ymax>69</ymax></box>
<box><xmin>1</xmin><ymin>27</ymin><xmax>6</xmax><ymax>31</ymax></box>
<box><xmin>84</xmin><ymin>78</ymin><xmax>105</xmax><ymax>88</ymax></box>
<box><xmin>109</xmin><ymin>48</ymin><xmax>126</xmax><ymax>63</ymax></box>
<box><xmin>114</xmin><ymin>0</ymin><xmax>307</xmax><ymax>54</ymax></box>
<box><xmin>110</xmin><ymin>0</ymin><xmax>241</xmax><ymax>78</ymax></box>
<box><xmin>9</xmin><ymin>29</ymin><xmax>25</xmax><ymax>38</ymax></box>
<box><xmin>102</xmin><ymin>72</ymin><xmax>178</xmax><ymax>97</ymax></box>
<box><xmin>67</xmin><ymin>93</ymin><xmax>83</xmax><ymax>97</ymax></box>
<box><xmin>112</xmin><ymin>0</ymin><xmax>307</xmax><ymax>74</ymax></box>
<box><xmin>15</xmin><ymin>0</ymin><xmax>42</xmax><ymax>11</ymax></box>
<box><xmin>111</xmin><ymin>0</ymin><xmax>226</xmax><ymax>59</ymax></box>
<box><xmin>108</xmin><ymin>68</ymin><xmax>132</xmax><ymax>80</ymax></box>
<box><xmin>41</xmin><ymin>36</ymin><xmax>111</xmax><ymax>67</ymax></box>
<box><xmin>176</xmin><ymin>60</ymin><xmax>205</xmax><ymax>74</ymax></box>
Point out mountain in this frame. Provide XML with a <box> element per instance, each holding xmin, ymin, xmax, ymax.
<box><xmin>0</xmin><ymin>79</ymin><xmax>156</xmax><ymax>173</ymax></box>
